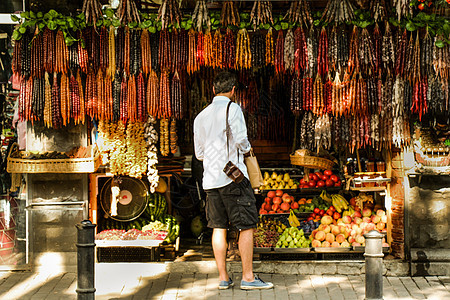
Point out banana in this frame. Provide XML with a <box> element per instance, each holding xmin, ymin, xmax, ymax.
<box><xmin>332</xmin><ymin>196</ymin><xmax>342</xmax><ymax>213</ymax></box>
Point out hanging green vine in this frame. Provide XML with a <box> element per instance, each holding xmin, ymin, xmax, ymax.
<box><xmin>11</xmin><ymin>3</ymin><xmax>450</xmax><ymax>48</ymax></box>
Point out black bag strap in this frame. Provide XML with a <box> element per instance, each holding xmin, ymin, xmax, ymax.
<box><xmin>225</xmin><ymin>101</ymin><xmax>238</xmax><ymax>162</ymax></box>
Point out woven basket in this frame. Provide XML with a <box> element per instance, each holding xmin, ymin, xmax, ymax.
<box><xmin>7</xmin><ymin>147</ymin><xmax>100</xmax><ymax>174</ymax></box>
<box><xmin>290</xmin><ymin>154</ymin><xmax>334</xmax><ymax>170</ymax></box>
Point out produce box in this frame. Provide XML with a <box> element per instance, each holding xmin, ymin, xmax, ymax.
<box><xmin>97</xmin><ymin>246</ymin><xmax>160</xmax><ymax>262</ymax></box>
<box><xmin>313</xmin><ymin>247</ymin><xmax>352</xmax><ymax>253</ymax></box>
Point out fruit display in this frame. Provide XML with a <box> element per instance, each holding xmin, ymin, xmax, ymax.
<box><xmin>298</xmin><ymin>219</ymin><xmax>320</xmax><ymax>235</ymax></box>
<box><xmin>294</xmin><ymin>195</ymin><xmax>330</xmax><ymax>214</ymax></box>
<box><xmin>299</xmin><ymin>170</ymin><xmax>342</xmax><ymax>189</ymax></box>
<box><xmin>259</xmin><ymin>190</ymin><xmax>296</xmax><ymax>214</ymax></box>
<box><xmin>260</xmin><ymin>172</ymin><xmax>299</xmax><ymax>190</ymax></box>
<box><xmin>95</xmin><ymin>228</ymin><xmax>168</xmax><ymax>241</ymax></box>
<box><xmin>253</xmin><ymin>217</ymin><xmax>286</xmax><ymax>248</ymax></box>
<box><xmin>276</xmin><ymin>227</ymin><xmax>311</xmax><ymax>248</ymax></box>
<box><xmin>310</xmin><ymin>206</ymin><xmax>389</xmax><ymax>248</ymax></box>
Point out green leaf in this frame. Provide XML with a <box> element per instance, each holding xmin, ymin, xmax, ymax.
<box><xmin>47</xmin><ymin>21</ymin><xmax>57</xmax><ymax>30</ymax></box>
<box><xmin>185</xmin><ymin>24</ymin><xmax>191</xmax><ymax>31</ymax></box>
<box><xmin>10</xmin><ymin>14</ymin><xmax>20</xmax><ymax>22</ymax></box>
<box><xmin>77</xmin><ymin>13</ymin><xmax>86</xmax><ymax>21</ymax></box>
<box><xmin>181</xmin><ymin>21</ymin><xmax>186</xmax><ymax>28</ymax></box>
<box><xmin>443</xmin><ymin>24</ymin><xmax>450</xmax><ymax>34</ymax></box>
<box><xmin>18</xmin><ymin>26</ymin><xmax>26</xmax><ymax>34</ymax></box>
<box><xmin>105</xmin><ymin>8</ymin><xmax>115</xmax><ymax>18</ymax></box>
<box><xmin>313</xmin><ymin>20</ymin><xmax>320</xmax><ymax>27</ymax></box>
<box><xmin>112</xmin><ymin>19</ymin><xmax>121</xmax><ymax>27</ymax></box>
<box><xmin>274</xmin><ymin>24</ymin><xmax>281</xmax><ymax>31</ymax></box>
<box><xmin>20</xmin><ymin>12</ymin><xmax>29</xmax><ymax>19</ymax></box>
<box><xmin>38</xmin><ymin>23</ymin><xmax>45</xmax><ymax>30</ymax></box>
<box><xmin>104</xmin><ymin>19</ymin><xmax>111</xmax><ymax>27</ymax></box>
<box><xmin>406</xmin><ymin>22</ymin><xmax>416</xmax><ymax>31</ymax></box>
<box><xmin>263</xmin><ymin>23</ymin><xmax>270</xmax><ymax>30</ymax></box>
<box><xmin>96</xmin><ymin>19</ymin><xmax>103</xmax><ymax>27</ymax></box>
<box><xmin>37</xmin><ymin>12</ymin><xmax>43</xmax><ymax>18</ymax></box>
<box><xmin>213</xmin><ymin>19</ymin><xmax>219</xmax><ymax>26</ymax></box>
<box><xmin>12</xmin><ymin>30</ymin><xmax>21</xmax><ymax>40</ymax></box>
<box><xmin>149</xmin><ymin>26</ymin><xmax>156</xmax><ymax>33</ymax></box>
<box><xmin>281</xmin><ymin>22</ymin><xmax>288</xmax><ymax>30</ymax></box>
<box><xmin>30</xmin><ymin>11</ymin><xmax>36</xmax><ymax>19</ymax></box>
<box><xmin>48</xmin><ymin>10</ymin><xmax>59</xmax><ymax>19</ymax></box>
<box><xmin>435</xmin><ymin>40</ymin><xmax>445</xmax><ymax>48</ymax></box>
<box><xmin>129</xmin><ymin>21</ymin><xmax>137</xmax><ymax>29</ymax></box>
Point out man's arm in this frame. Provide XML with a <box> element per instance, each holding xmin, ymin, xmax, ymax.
<box><xmin>229</xmin><ymin>103</ymin><xmax>251</xmax><ymax>154</ymax></box>
<box><xmin>193</xmin><ymin>118</ymin><xmax>204</xmax><ymax>161</ymax></box>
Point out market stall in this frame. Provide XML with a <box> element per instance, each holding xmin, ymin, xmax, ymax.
<box><xmin>4</xmin><ymin>0</ymin><xmax>450</xmax><ymax>265</ymax></box>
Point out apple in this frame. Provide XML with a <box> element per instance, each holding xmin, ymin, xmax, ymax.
<box><xmin>348</xmin><ymin>236</ymin><xmax>356</xmax><ymax>244</ymax></box>
<box><xmin>371</xmin><ymin>215</ymin><xmax>381</xmax><ymax>223</ymax></box>
<box><xmin>353</xmin><ymin>211</ymin><xmax>362</xmax><ymax>218</ymax></box>
<box><xmin>354</xmin><ymin>217</ymin><xmax>362</xmax><ymax>225</ymax></box>
<box><xmin>362</xmin><ymin>217</ymin><xmax>371</xmax><ymax>223</ymax></box>
<box><xmin>314</xmin><ymin>207</ymin><xmax>320</xmax><ymax>214</ymax></box>
<box><xmin>376</xmin><ymin>222</ymin><xmax>386</xmax><ymax>230</ymax></box>
<box><xmin>311</xmin><ymin>240</ymin><xmax>322</xmax><ymax>247</ymax></box>
<box><xmin>267</xmin><ymin>191</ymin><xmax>276</xmax><ymax>198</ymax></box>
<box><xmin>329</xmin><ymin>206</ymin><xmax>336</xmax><ymax>212</ymax></box>
<box><xmin>264</xmin><ymin>203</ymin><xmax>272</xmax><ymax>211</ymax></box>
<box><xmin>308</xmin><ymin>181</ymin><xmax>316</xmax><ymax>188</ymax></box>
<box><xmin>352</xmin><ymin>242</ymin><xmax>361</xmax><ymax>247</ymax></box>
<box><xmin>331</xmin><ymin>225</ymin><xmax>340</xmax><ymax>235</ymax></box>
<box><xmin>376</xmin><ymin>209</ymin><xmax>386</xmax><ymax>217</ymax></box>
<box><xmin>331</xmin><ymin>241</ymin><xmax>340</xmax><ymax>247</ymax></box>
<box><xmin>342</xmin><ymin>215</ymin><xmax>352</xmax><ymax>224</ymax></box>
<box><xmin>300</xmin><ymin>178</ymin><xmax>306</xmax><ymax>185</ymax></box>
<box><xmin>330</xmin><ymin>175</ymin><xmax>339</xmax><ymax>183</ymax></box>
<box><xmin>325</xmin><ymin>179</ymin><xmax>334</xmax><ymax>187</ymax></box>
<box><xmin>326</xmin><ymin>209</ymin><xmax>333</xmax><ymax>216</ymax></box>
<box><xmin>362</xmin><ymin>208</ymin><xmax>372</xmax><ymax>217</ymax></box>
<box><xmin>321</xmin><ymin>175</ymin><xmax>329</xmax><ymax>181</ymax></box>
<box><xmin>349</xmin><ymin>198</ymin><xmax>357</xmax><ymax>207</ymax></box>
<box><xmin>382</xmin><ymin>242</ymin><xmax>390</xmax><ymax>247</ymax></box>
<box><xmin>317</xmin><ymin>180</ymin><xmax>325</xmax><ymax>187</ymax></box>
<box><xmin>333</xmin><ymin>212</ymin><xmax>341</xmax><ymax>220</ymax></box>
<box><xmin>260</xmin><ymin>210</ymin><xmax>267</xmax><ymax>214</ymax></box>
<box><xmin>273</xmin><ymin>197</ymin><xmax>282</xmax><ymax>205</ymax></box>
<box><xmin>275</xmin><ymin>189</ymin><xmax>284</xmax><ymax>197</ymax></box>
<box><xmin>315</xmin><ymin>171</ymin><xmax>323</xmax><ymax>178</ymax></box>
<box><xmin>366</xmin><ymin>223</ymin><xmax>376</xmax><ymax>232</ymax></box>
<box><xmin>324</xmin><ymin>170</ymin><xmax>333</xmax><ymax>176</ymax></box>
<box><xmin>311</xmin><ymin>229</ymin><xmax>318</xmax><ymax>239</ymax></box>
<box><xmin>268</xmin><ymin>211</ymin><xmax>276</xmax><ymax>214</ymax></box>
<box><xmin>310</xmin><ymin>174</ymin><xmax>319</xmax><ymax>181</ymax></box>
<box><xmin>322</xmin><ymin>241</ymin><xmax>331</xmax><ymax>247</ymax></box>
<box><xmin>319</xmin><ymin>209</ymin><xmax>325</xmax><ymax>216</ymax></box>
<box><xmin>264</xmin><ymin>197</ymin><xmax>272</xmax><ymax>204</ymax></box>
<box><xmin>321</xmin><ymin>215</ymin><xmax>333</xmax><ymax>225</ymax></box>
<box><xmin>335</xmin><ymin>234</ymin><xmax>346</xmax><ymax>243</ymax></box>
<box><xmin>291</xmin><ymin>202</ymin><xmax>299</xmax><ymax>209</ymax></box>
<box><xmin>341</xmin><ymin>241</ymin><xmax>350</xmax><ymax>247</ymax></box>
<box><xmin>355</xmin><ymin>235</ymin><xmax>365</xmax><ymax>245</ymax></box>
<box><xmin>282</xmin><ymin>193</ymin><xmax>292</xmax><ymax>203</ymax></box>
<box><xmin>323</xmin><ymin>225</ymin><xmax>331</xmax><ymax>234</ymax></box>
<box><xmin>326</xmin><ymin>233</ymin><xmax>335</xmax><ymax>243</ymax></box>
<box><xmin>381</xmin><ymin>215</ymin><xmax>388</xmax><ymax>223</ymax></box>
<box><xmin>315</xmin><ymin>231</ymin><xmax>326</xmax><ymax>241</ymax></box>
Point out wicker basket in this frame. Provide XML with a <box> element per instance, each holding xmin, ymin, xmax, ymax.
<box><xmin>7</xmin><ymin>147</ymin><xmax>100</xmax><ymax>174</ymax></box>
<box><xmin>290</xmin><ymin>154</ymin><xmax>334</xmax><ymax>170</ymax></box>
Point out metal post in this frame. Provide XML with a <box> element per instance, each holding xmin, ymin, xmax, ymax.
<box><xmin>76</xmin><ymin>220</ymin><xmax>96</xmax><ymax>300</ymax></box>
<box><xmin>364</xmin><ymin>230</ymin><xmax>385</xmax><ymax>300</ymax></box>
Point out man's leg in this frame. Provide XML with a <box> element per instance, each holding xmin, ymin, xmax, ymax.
<box><xmin>212</xmin><ymin>228</ymin><xmax>229</xmax><ymax>282</ymax></box>
<box><xmin>238</xmin><ymin>228</ymin><xmax>254</xmax><ymax>282</ymax></box>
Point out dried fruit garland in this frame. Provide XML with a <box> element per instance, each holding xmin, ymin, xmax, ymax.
<box><xmin>158</xmin><ymin>0</ymin><xmax>182</xmax><ymax>30</ymax></box>
<box><xmin>250</xmin><ymin>1</ymin><xmax>273</xmax><ymax>30</ymax></box>
<box><xmin>236</xmin><ymin>29</ymin><xmax>252</xmax><ymax>69</ymax></box>
<box><xmin>220</xmin><ymin>1</ymin><xmax>240</xmax><ymax>27</ymax></box>
<box><xmin>285</xmin><ymin>0</ymin><xmax>312</xmax><ymax>27</ymax></box>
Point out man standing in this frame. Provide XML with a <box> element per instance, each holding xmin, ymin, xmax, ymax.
<box><xmin>194</xmin><ymin>72</ymin><xmax>273</xmax><ymax>290</ymax></box>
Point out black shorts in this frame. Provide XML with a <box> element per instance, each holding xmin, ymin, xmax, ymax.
<box><xmin>205</xmin><ymin>177</ymin><xmax>258</xmax><ymax>230</ymax></box>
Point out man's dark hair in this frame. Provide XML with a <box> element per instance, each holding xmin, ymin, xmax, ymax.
<box><xmin>213</xmin><ymin>71</ymin><xmax>237</xmax><ymax>95</ymax></box>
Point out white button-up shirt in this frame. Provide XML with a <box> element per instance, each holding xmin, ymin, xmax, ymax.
<box><xmin>194</xmin><ymin>96</ymin><xmax>252</xmax><ymax>190</ymax></box>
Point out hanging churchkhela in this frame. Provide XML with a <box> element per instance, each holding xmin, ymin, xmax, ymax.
<box><xmin>284</xmin><ymin>29</ymin><xmax>295</xmax><ymax>73</ymax></box>
<box><xmin>321</xmin><ymin>0</ymin><xmax>355</xmax><ymax>24</ymax></box>
<box><xmin>284</xmin><ymin>0</ymin><xmax>312</xmax><ymax>27</ymax></box>
<box><xmin>220</xmin><ymin>1</ymin><xmax>240</xmax><ymax>27</ymax></box>
<box><xmin>294</xmin><ymin>27</ymin><xmax>307</xmax><ymax>74</ymax></box>
<box><xmin>81</xmin><ymin>0</ymin><xmax>102</xmax><ymax>26</ymax></box>
<box><xmin>250</xmin><ymin>1</ymin><xmax>273</xmax><ymax>30</ymax></box>
<box><xmin>223</xmin><ymin>28</ymin><xmax>236</xmax><ymax>69</ymax></box>
<box><xmin>118</xmin><ymin>0</ymin><xmax>141</xmax><ymax>24</ymax></box>
<box><xmin>192</xmin><ymin>0</ymin><xmax>211</xmax><ymax>31</ymax></box>
<box><xmin>158</xmin><ymin>0</ymin><xmax>182</xmax><ymax>30</ymax></box>
<box><xmin>274</xmin><ymin>30</ymin><xmax>284</xmax><ymax>74</ymax></box>
<box><xmin>265</xmin><ymin>28</ymin><xmax>274</xmax><ymax>67</ymax></box>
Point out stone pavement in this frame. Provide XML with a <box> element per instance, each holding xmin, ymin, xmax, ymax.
<box><xmin>0</xmin><ymin>263</ymin><xmax>449</xmax><ymax>300</ymax></box>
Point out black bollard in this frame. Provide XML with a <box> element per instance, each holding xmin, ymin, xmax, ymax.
<box><xmin>364</xmin><ymin>230</ymin><xmax>384</xmax><ymax>300</ymax></box>
<box><xmin>76</xmin><ymin>220</ymin><xmax>96</xmax><ymax>300</ymax></box>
